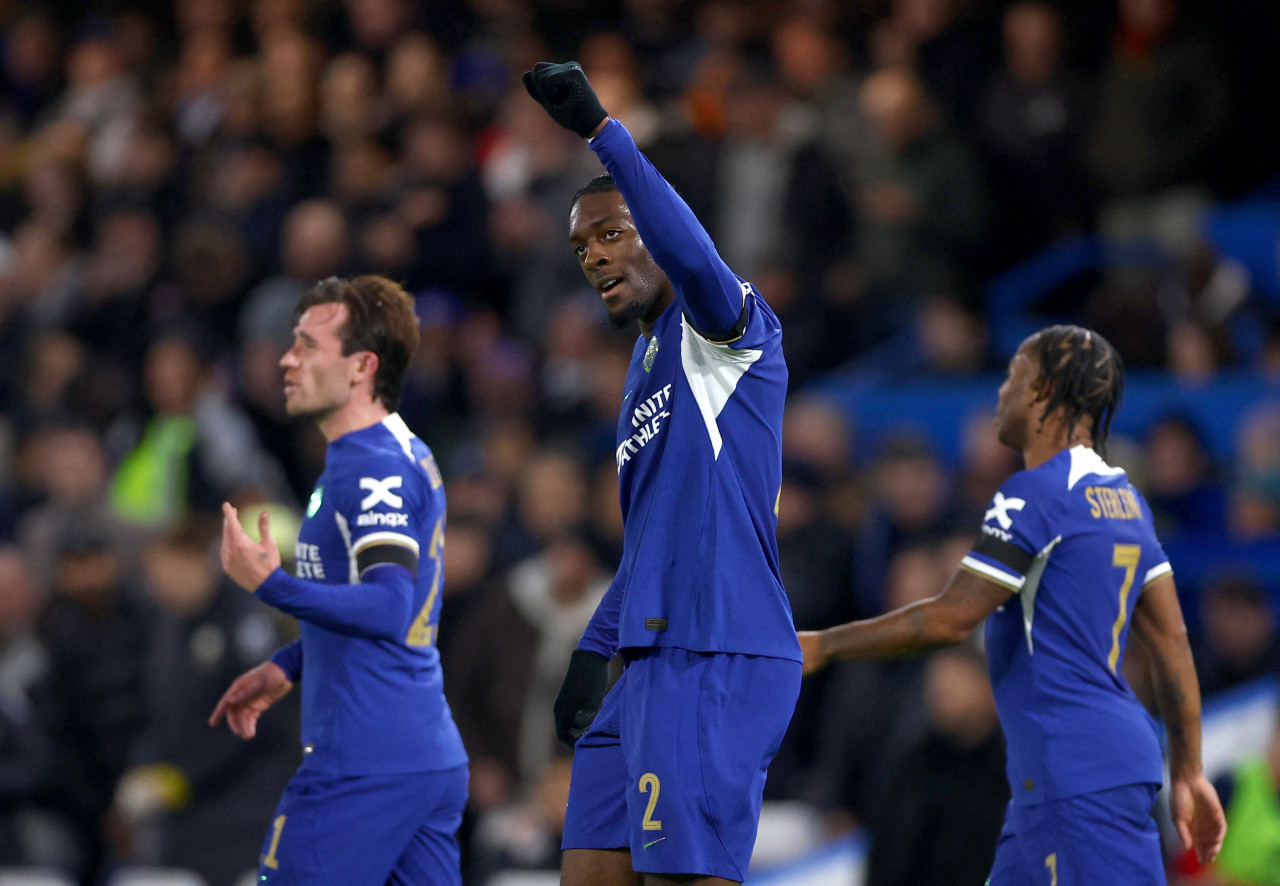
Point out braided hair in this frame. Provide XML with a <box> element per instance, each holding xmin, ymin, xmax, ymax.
<box><xmin>1031</xmin><ymin>325</ymin><xmax>1124</xmax><ymax>458</ymax></box>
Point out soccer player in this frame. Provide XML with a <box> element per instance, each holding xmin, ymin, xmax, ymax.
<box><xmin>209</xmin><ymin>275</ymin><xmax>468</xmax><ymax>885</ymax></box>
<box><xmin>801</xmin><ymin>325</ymin><xmax>1227</xmax><ymax>885</ymax></box>
<box><xmin>522</xmin><ymin>62</ymin><xmax>802</xmax><ymax>885</ymax></box>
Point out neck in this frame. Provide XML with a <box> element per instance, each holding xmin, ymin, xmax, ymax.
<box><xmin>637</xmin><ymin>290</ymin><xmax>675</xmax><ymax>338</ymax></box>
<box><xmin>1022</xmin><ymin>415</ymin><xmax>1093</xmax><ymax>470</ymax></box>
<box><xmin>317</xmin><ymin>399</ymin><xmax>391</xmax><ymax>442</ymax></box>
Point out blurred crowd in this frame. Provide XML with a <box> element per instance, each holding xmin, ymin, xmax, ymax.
<box><xmin>0</xmin><ymin>0</ymin><xmax>1278</xmax><ymax>884</ymax></box>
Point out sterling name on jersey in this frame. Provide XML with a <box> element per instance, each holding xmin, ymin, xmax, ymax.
<box><xmin>586</xmin><ymin>119</ymin><xmax>800</xmax><ymax>662</ymax></box>
<box><xmin>961</xmin><ymin>445</ymin><xmax>1169</xmax><ymax>805</ymax></box>
<box><xmin>260</xmin><ymin>414</ymin><xmax>466</xmax><ymax>776</ymax></box>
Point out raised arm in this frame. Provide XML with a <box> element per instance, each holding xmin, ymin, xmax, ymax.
<box><xmin>1130</xmin><ymin>573</ymin><xmax>1226</xmax><ymax>864</ymax></box>
<box><xmin>524</xmin><ymin>61</ymin><xmax>744</xmax><ymax>339</ymax></box>
<box><xmin>589</xmin><ymin>119</ymin><xmax>745</xmax><ymax>339</ymax></box>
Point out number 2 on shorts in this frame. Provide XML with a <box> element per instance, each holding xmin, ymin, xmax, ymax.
<box><xmin>639</xmin><ymin>773</ymin><xmax>663</xmax><ymax>831</ymax></box>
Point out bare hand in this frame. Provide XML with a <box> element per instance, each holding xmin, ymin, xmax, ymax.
<box><xmin>1170</xmin><ymin>772</ymin><xmax>1227</xmax><ymax>865</ymax></box>
<box><xmin>798</xmin><ymin>631</ymin><xmax>828</xmax><ymax>676</ymax></box>
<box><xmin>208</xmin><ymin>661</ymin><xmax>293</xmax><ymax>740</ymax></box>
<box><xmin>221</xmin><ymin>502</ymin><xmax>280</xmax><ymax>592</ymax></box>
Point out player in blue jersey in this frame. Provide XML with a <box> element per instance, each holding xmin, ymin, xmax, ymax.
<box><xmin>522</xmin><ymin>62</ymin><xmax>802</xmax><ymax>885</ymax></box>
<box><xmin>208</xmin><ymin>275</ymin><xmax>468</xmax><ymax>885</ymax></box>
<box><xmin>800</xmin><ymin>325</ymin><xmax>1226</xmax><ymax>884</ymax></box>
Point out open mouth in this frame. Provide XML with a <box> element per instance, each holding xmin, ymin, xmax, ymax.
<box><xmin>598</xmin><ymin>276</ymin><xmax>623</xmax><ymax>295</ymax></box>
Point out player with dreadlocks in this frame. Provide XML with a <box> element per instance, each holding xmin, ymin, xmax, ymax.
<box><xmin>801</xmin><ymin>325</ymin><xmax>1225</xmax><ymax>884</ymax></box>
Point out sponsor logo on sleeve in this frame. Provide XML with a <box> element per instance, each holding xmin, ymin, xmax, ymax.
<box><xmin>359</xmin><ymin>476</ymin><xmax>404</xmax><ymax>510</ymax></box>
<box><xmin>983</xmin><ymin>491</ymin><xmax>1026</xmax><ymax>540</ymax></box>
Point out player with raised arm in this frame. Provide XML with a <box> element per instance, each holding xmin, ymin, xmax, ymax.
<box><xmin>801</xmin><ymin>325</ymin><xmax>1226</xmax><ymax>885</ymax></box>
<box><xmin>522</xmin><ymin>62</ymin><xmax>802</xmax><ymax>885</ymax></box>
<box><xmin>208</xmin><ymin>275</ymin><xmax>467</xmax><ymax>885</ymax></box>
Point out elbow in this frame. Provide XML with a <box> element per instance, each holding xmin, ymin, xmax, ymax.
<box><xmin>925</xmin><ymin>600</ymin><xmax>978</xmax><ymax>648</ymax></box>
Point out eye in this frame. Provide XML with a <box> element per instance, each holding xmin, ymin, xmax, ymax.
<box><xmin>604</xmin><ymin>229</ymin><xmax>620</xmax><ymax>240</ymax></box>
<box><xmin>574</xmin><ymin>245</ymin><xmax>587</xmax><ymax>256</ymax></box>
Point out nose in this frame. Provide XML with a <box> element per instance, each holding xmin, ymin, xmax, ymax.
<box><xmin>583</xmin><ymin>242</ymin><xmax>610</xmax><ymax>269</ymax></box>
<box><xmin>280</xmin><ymin>348</ymin><xmax>299</xmax><ymax>369</ymax></box>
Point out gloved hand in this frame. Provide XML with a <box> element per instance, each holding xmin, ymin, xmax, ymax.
<box><xmin>522</xmin><ymin>61</ymin><xmax>608</xmax><ymax>139</ymax></box>
<box><xmin>553</xmin><ymin>648</ymin><xmax>610</xmax><ymax>748</ymax></box>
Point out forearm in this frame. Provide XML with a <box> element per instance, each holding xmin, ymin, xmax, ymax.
<box><xmin>819</xmin><ymin>597</ymin><xmax>969</xmax><ymax>662</ymax></box>
<box><xmin>591</xmin><ymin>119</ymin><xmax>743</xmax><ymax>335</ymax></box>
<box><xmin>1148</xmin><ymin>632</ymin><xmax>1205</xmax><ymax>777</ymax></box>
<box><xmin>256</xmin><ymin>566</ymin><xmax>415</xmax><ymax>643</ymax></box>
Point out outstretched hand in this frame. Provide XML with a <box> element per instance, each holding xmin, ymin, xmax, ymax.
<box><xmin>1170</xmin><ymin>772</ymin><xmax>1227</xmax><ymax>865</ymax></box>
<box><xmin>208</xmin><ymin>661</ymin><xmax>293</xmax><ymax>740</ymax></box>
<box><xmin>522</xmin><ymin>61</ymin><xmax>608</xmax><ymax>139</ymax></box>
<box><xmin>221</xmin><ymin>502</ymin><xmax>280</xmax><ymax>592</ymax></box>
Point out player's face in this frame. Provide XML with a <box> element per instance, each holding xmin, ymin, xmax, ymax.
<box><xmin>279</xmin><ymin>302</ymin><xmax>364</xmax><ymax>421</ymax></box>
<box><xmin>995</xmin><ymin>337</ymin><xmax>1041</xmax><ymax>450</ymax></box>
<box><xmin>569</xmin><ymin>191</ymin><xmax>671</xmax><ymax>329</ymax></box>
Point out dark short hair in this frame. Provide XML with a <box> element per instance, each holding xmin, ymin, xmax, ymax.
<box><xmin>570</xmin><ymin>173</ymin><xmax>618</xmax><ymax>212</ymax></box>
<box><xmin>294</xmin><ymin>275</ymin><xmax>420</xmax><ymax>410</ymax></box>
<box><xmin>1031</xmin><ymin>325</ymin><xmax>1123</xmax><ymax>458</ymax></box>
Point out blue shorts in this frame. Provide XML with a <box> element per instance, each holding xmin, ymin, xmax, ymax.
<box><xmin>257</xmin><ymin>763</ymin><xmax>468</xmax><ymax>886</ymax></box>
<box><xmin>987</xmin><ymin>783</ymin><xmax>1165</xmax><ymax>886</ymax></box>
<box><xmin>562</xmin><ymin>647</ymin><xmax>801</xmax><ymax>881</ymax></box>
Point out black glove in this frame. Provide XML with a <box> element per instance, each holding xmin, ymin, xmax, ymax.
<box><xmin>553</xmin><ymin>648</ymin><xmax>610</xmax><ymax>748</ymax></box>
<box><xmin>522</xmin><ymin>61</ymin><xmax>608</xmax><ymax>139</ymax></box>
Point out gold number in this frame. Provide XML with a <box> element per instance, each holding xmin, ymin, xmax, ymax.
<box><xmin>1107</xmin><ymin>544</ymin><xmax>1142</xmax><ymax>673</ymax></box>
<box><xmin>262</xmin><ymin>814</ymin><xmax>286</xmax><ymax>870</ymax></box>
<box><xmin>639</xmin><ymin>773</ymin><xmax>663</xmax><ymax>831</ymax></box>
<box><xmin>406</xmin><ymin>517</ymin><xmax>445</xmax><ymax>646</ymax></box>
<box><xmin>1044</xmin><ymin>853</ymin><xmax>1057</xmax><ymax>886</ymax></box>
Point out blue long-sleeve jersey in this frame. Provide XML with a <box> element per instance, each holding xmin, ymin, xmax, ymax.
<box><xmin>578</xmin><ymin>119</ymin><xmax>800</xmax><ymax>663</ymax></box>
<box><xmin>259</xmin><ymin>413</ymin><xmax>467</xmax><ymax>776</ymax></box>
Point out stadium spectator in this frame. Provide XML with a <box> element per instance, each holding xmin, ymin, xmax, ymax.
<box><xmin>864</xmin><ymin>644</ymin><xmax>1008</xmax><ymax>886</ymax></box>
<box><xmin>468</xmin><ymin>757</ymin><xmax>572</xmax><ymax>886</ymax></box>
<box><xmin>37</xmin><ymin>525</ymin><xmax>155</xmax><ymax>883</ymax></box>
<box><xmin>16</xmin><ymin>420</ymin><xmax>136</xmax><ymax>589</ymax></box>
<box><xmin>109</xmin><ymin>330</ymin><xmax>291</xmax><ymax>527</ymax></box>
<box><xmin>0</xmin><ymin>546</ymin><xmax>56</xmax><ymax>865</ymax></box>
<box><xmin>1228</xmin><ymin>403</ymin><xmax>1280</xmax><ymax>541</ymax></box>
<box><xmin>1083</xmin><ymin>0</ymin><xmax>1229</xmax><ymax>255</ymax></box>
<box><xmin>447</xmin><ymin>531</ymin><xmax>608</xmax><ymax>800</ymax></box>
<box><xmin>111</xmin><ymin>518</ymin><xmax>297</xmax><ymax>886</ymax></box>
<box><xmin>1142</xmin><ymin>415</ymin><xmax>1228</xmax><ymax>538</ymax></box>
<box><xmin>1193</xmin><ymin>574</ymin><xmax>1280</xmax><ymax>698</ymax></box>
<box><xmin>855</xmin><ymin>433</ymin><xmax>959</xmax><ymax>616</ymax></box>
<box><xmin>976</xmin><ymin>1</ymin><xmax>1090</xmax><ymax>266</ymax></box>
<box><xmin>843</xmin><ymin>66</ymin><xmax>990</xmax><ymax>352</ymax></box>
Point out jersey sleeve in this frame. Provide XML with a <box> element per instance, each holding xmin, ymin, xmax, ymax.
<box><xmin>334</xmin><ymin>451</ymin><xmax>424</xmax><ymax>579</ymax></box>
<box><xmin>960</xmin><ymin>471</ymin><xmax>1056</xmax><ymax>593</ymax></box>
<box><xmin>578</xmin><ymin>566</ymin><xmax>627</xmax><ymax>658</ymax></box>
<box><xmin>1135</xmin><ymin>489</ymin><xmax>1173</xmax><ymax>588</ymax></box>
<box><xmin>590</xmin><ymin>118</ymin><xmax>747</xmax><ymax>342</ymax></box>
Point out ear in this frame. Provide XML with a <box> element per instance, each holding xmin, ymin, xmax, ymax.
<box><xmin>350</xmin><ymin>351</ymin><xmax>380</xmax><ymax>388</ymax></box>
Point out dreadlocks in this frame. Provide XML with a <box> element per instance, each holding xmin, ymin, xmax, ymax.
<box><xmin>1031</xmin><ymin>325</ymin><xmax>1124</xmax><ymax>458</ymax></box>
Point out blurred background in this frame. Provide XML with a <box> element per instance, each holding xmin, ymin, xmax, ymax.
<box><xmin>0</xmin><ymin>0</ymin><xmax>1278</xmax><ymax>884</ymax></box>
